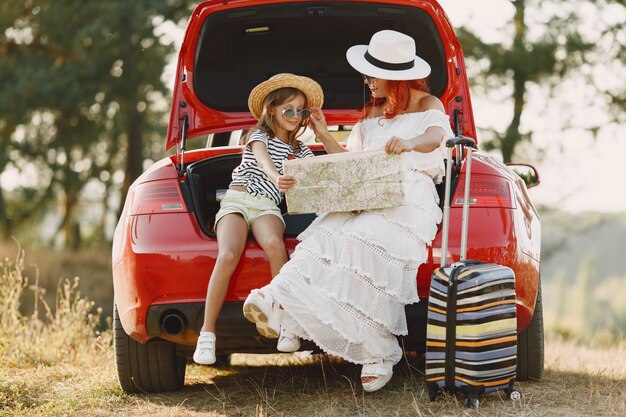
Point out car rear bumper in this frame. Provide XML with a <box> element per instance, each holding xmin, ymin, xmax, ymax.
<box><xmin>142</xmin><ymin>300</ymin><xmax>430</xmax><ymax>356</ymax></box>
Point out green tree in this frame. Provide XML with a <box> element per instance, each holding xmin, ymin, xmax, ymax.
<box><xmin>458</xmin><ymin>0</ymin><xmax>625</xmax><ymax>162</ymax></box>
<box><xmin>0</xmin><ymin>0</ymin><xmax>191</xmax><ymax>247</ymax></box>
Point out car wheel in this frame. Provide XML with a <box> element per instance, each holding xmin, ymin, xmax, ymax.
<box><xmin>114</xmin><ymin>304</ymin><xmax>186</xmax><ymax>393</ymax></box>
<box><xmin>516</xmin><ymin>283</ymin><xmax>544</xmax><ymax>381</ymax></box>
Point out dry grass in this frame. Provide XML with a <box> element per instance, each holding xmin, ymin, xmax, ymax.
<box><xmin>0</xmin><ymin>240</ymin><xmax>114</xmax><ymax>319</ymax></box>
<box><xmin>101</xmin><ymin>343</ymin><xmax>623</xmax><ymax>417</ymax></box>
<box><xmin>3</xmin><ymin>342</ymin><xmax>620</xmax><ymax>417</ymax></box>
<box><xmin>0</xmin><ymin>247</ymin><xmax>624</xmax><ymax>416</ymax></box>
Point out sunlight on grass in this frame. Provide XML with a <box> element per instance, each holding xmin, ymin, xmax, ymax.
<box><xmin>231</xmin><ymin>351</ymin><xmax>320</xmax><ymax>367</ymax></box>
<box><xmin>545</xmin><ymin>336</ymin><xmax>626</xmax><ymax>379</ymax></box>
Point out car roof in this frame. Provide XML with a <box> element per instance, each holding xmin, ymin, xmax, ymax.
<box><xmin>166</xmin><ymin>0</ymin><xmax>476</xmax><ymax>150</ymax></box>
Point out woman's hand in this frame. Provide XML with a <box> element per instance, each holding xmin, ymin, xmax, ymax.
<box><xmin>276</xmin><ymin>175</ymin><xmax>296</xmax><ymax>192</ymax></box>
<box><xmin>384</xmin><ymin>136</ymin><xmax>413</xmax><ymax>154</ymax></box>
<box><xmin>308</xmin><ymin>107</ymin><xmax>328</xmax><ymax>136</ymax></box>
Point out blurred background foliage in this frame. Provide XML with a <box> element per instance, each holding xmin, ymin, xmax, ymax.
<box><xmin>0</xmin><ymin>0</ymin><xmax>625</xmax><ymax>341</ymax></box>
<box><xmin>458</xmin><ymin>0</ymin><xmax>625</xmax><ymax>162</ymax></box>
<box><xmin>0</xmin><ymin>0</ymin><xmax>192</xmax><ymax>249</ymax></box>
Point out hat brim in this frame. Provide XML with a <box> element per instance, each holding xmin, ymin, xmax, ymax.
<box><xmin>346</xmin><ymin>45</ymin><xmax>431</xmax><ymax>81</ymax></box>
<box><xmin>248</xmin><ymin>74</ymin><xmax>324</xmax><ymax>120</ymax></box>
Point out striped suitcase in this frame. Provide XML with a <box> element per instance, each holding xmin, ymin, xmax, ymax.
<box><xmin>424</xmin><ymin>137</ymin><xmax>520</xmax><ymax>408</ymax></box>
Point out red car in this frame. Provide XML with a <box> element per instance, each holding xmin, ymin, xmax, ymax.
<box><xmin>112</xmin><ymin>0</ymin><xmax>543</xmax><ymax>393</ymax></box>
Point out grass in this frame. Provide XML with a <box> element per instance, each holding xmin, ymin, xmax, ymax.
<box><xmin>0</xmin><ymin>246</ymin><xmax>624</xmax><ymax>416</ymax></box>
<box><xmin>2</xmin><ymin>343</ymin><xmax>623</xmax><ymax>417</ymax></box>
<box><xmin>0</xmin><ymin>240</ymin><xmax>113</xmax><ymax>322</ymax></box>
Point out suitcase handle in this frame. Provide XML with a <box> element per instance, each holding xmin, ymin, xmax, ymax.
<box><xmin>446</xmin><ymin>136</ymin><xmax>476</xmax><ymax>148</ymax></box>
<box><xmin>440</xmin><ymin>136</ymin><xmax>476</xmax><ymax>267</ymax></box>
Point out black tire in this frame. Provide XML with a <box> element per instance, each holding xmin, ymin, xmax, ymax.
<box><xmin>516</xmin><ymin>283</ymin><xmax>544</xmax><ymax>381</ymax></box>
<box><xmin>114</xmin><ymin>305</ymin><xmax>186</xmax><ymax>393</ymax></box>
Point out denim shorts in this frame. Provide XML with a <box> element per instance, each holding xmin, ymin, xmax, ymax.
<box><xmin>215</xmin><ymin>189</ymin><xmax>284</xmax><ymax>230</ymax></box>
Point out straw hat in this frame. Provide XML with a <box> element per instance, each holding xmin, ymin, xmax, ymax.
<box><xmin>346</xmin><ymin>30</ymin><xmax>430</xmax><ymax>80</ymax></box>
<box><xmin>248</xmin><ymin>73</ymin><xmax>324</xmax><ymax>120</ymax></box>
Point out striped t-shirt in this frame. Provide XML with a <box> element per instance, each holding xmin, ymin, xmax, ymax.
<box><xmin>231</xmin><ymin>130</ymin><xmax>314</xmax><ymax>205</ymax></box>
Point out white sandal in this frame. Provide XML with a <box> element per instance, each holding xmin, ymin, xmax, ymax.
<box><xmin>243</xmin><ymin>288</ymin><xmax>281</xmax><ymax>338</ymax></box>
<box><xmin>361</xmin><ymin>361</ymin><xmax>393</xmax><ymax>392</ymax></box>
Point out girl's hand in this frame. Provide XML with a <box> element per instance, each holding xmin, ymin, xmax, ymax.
<box><xmin>307</xmin><ymin>107</ymin><xmax>328</xmax><ymax>136</ymax></box>
<box><xmin>385</xmin><ymin>136</ymin><xmax>413</xmax><ymax>154</ymax></box>
<box><xmin>276</xmin><ymin>175</ymin><xmax>296</xmax><ymax>192</ymax></box>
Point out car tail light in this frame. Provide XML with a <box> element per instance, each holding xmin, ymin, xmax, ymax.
<box><xmin>452</xmin><ymin>174</ymin><xmax>515</xmax><ymax>208</ymax></box>
<box><xmin>129</xmin><ymin>179</ymin><xmax>187</xmax><ymax>215</ymax></box>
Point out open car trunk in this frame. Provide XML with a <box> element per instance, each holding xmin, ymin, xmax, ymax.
<box><xmin>194</xmin><ymin>1</ymin><xmax>447</xmax><ymax>112</ymax></box>
<box><xmin>175</xmin><ymin>0</ymin><xmax>466</xmax><ymax>237</ymax></box>
<box><xmin>166</xmin><ymin>0</ymin><xmax>466</xmax><ymax>150</ymax></box>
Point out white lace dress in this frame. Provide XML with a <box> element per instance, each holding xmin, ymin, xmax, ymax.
<box><xmin>266</xmin><ymin>110</ymin><xmax>454</xmax><ymax>364</ymax></box>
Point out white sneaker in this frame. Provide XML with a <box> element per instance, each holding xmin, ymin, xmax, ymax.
<box><xmin>193</xmin><ymin>331</ymin><xmax>216</xmax><ymax>365</ymax></box>
<box><xmin>243</xmin><ymin>288</ymin><xmax>281</xmax><ymax>338</ymax></box>
<box><xmin>277</xmin><ymin>326</ymin><xmax>300</xmax><ymax>352</ymax></box>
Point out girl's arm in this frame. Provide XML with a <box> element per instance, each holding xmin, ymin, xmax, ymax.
<box><xmin>249</xmin><ymin>141</ymin><xmax>296</xmax><ymax>191</ymax></box>
<box><xmin>308</xmin><ymin>107</ymin><xmax>348</xmax><ymax>154</ymax></box>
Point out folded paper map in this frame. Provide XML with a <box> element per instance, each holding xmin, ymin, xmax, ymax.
<box><xmin>283</xmin><ymin>149</ymin><xmax>405</xmax><ymax>214</ymax></box>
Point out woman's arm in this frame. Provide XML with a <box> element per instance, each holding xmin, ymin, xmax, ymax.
<box><xmin>385</xmin><ymin>126</ymin><xmax>446</xmax><ymax>154</ymax></box>
<box><xmin>308</xmin><ymin>107</ymin><xmax>348</xmax><ymax>154</ymax></box>
<box><xmin>249</xmin><ymin>141</ymin><xmax>296</xmax><ymax>191</ymax></box>
<box><xmin>385</xmin><ymin>95</ymin><xmax>448</xmax><ymax>154</ymax></box>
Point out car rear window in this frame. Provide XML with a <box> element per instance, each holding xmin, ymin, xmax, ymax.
<box><xmin>193</xmin><ymin>1</ymin><xmax>447</xmax><ymax>112</ymax></box>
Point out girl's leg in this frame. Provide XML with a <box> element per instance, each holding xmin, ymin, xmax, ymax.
<box><xmin>250</xmin><ymin>214</ymin><xmax>288</xmax><ymax>277</ymax></box>
<box><xmin>249</xmin><ymin>214</ymin><xmax>301</xmax><ymax>351</ymax></box>
<box><xmin>200</xmin><ymin>213</ymin><xmax>248</xmax><ymax>333</ymax></box>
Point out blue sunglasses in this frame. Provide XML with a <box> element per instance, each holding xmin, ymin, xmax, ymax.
<box><xmin>281</xmin><ymin>108</ymin><xmax>311</xmax><ymax>119</ymax></box>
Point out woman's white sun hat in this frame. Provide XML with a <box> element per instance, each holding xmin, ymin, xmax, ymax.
<box><xmin>346</xmin><ymin>30</ymin><xmax>431</xmax><ymax>81</ymax></box>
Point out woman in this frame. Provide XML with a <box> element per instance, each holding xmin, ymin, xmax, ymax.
<box><xmin>243</xmin><ymin>30</ymin><xmax>454</xmax><ymax>392</ymax></box>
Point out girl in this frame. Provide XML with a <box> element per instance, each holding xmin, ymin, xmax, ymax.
<box><xmin>243</xmin><ymin>30</ymin><xmax>454</xmax><ymax>391</ymax></box>
<box><xmin>193</xmin><ymin>73</ymin><xmax>323</xmax><ymax>365</ymax></box>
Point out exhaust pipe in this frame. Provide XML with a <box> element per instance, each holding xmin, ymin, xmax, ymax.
<box><xmin>161</xmin><ymin>312</ymin><xmax>186</xmax><ymax>336</ymax></box>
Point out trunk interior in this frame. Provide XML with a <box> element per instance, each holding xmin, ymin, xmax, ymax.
<box><xmin>185</xmin><ymin>150</ymin><xmax>319</xmax><ymax>237</ymax></box>
<box><xmin>194</xmin><ymin>1</ymin><xmax>447</xmax><ymax>112</ymax></box>
<box><xmin>184</xmin><ymin>150</ymin><xmax>457</xmax><ymax>238</ymax></box>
